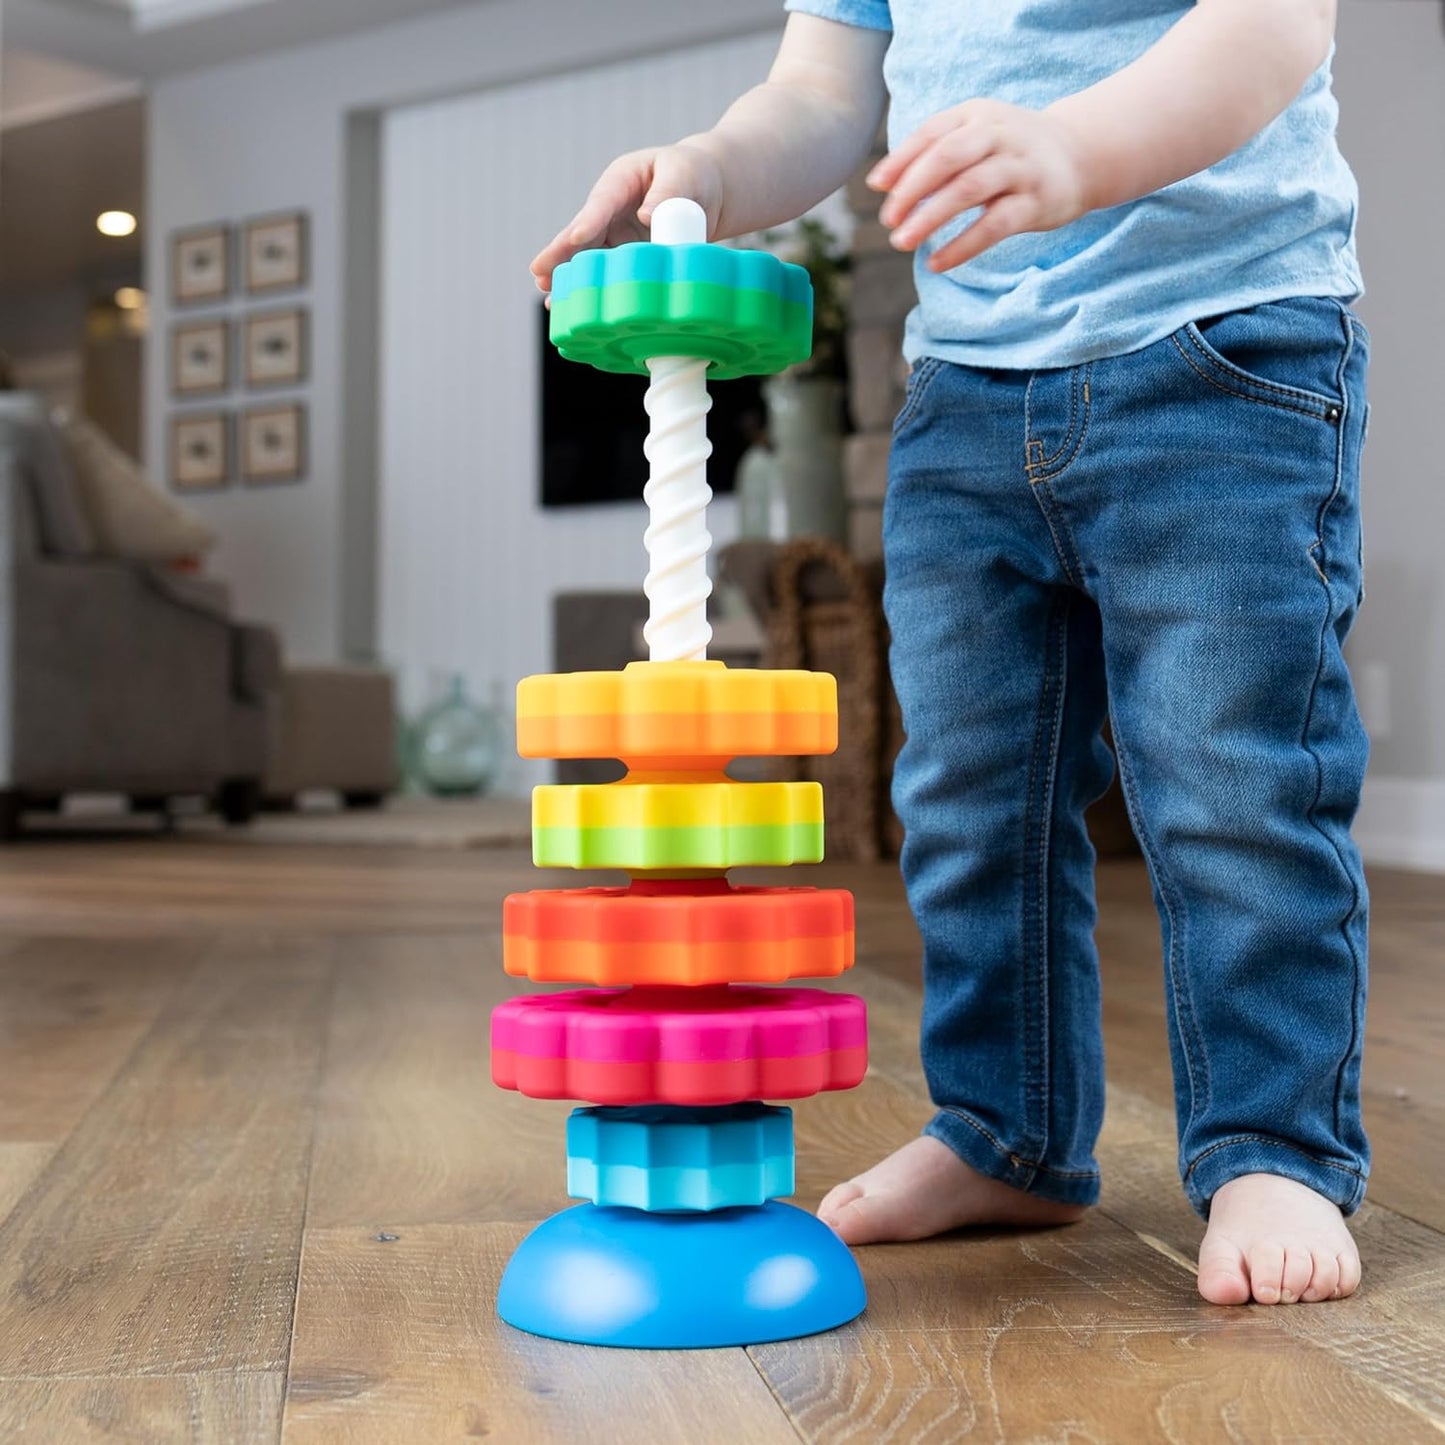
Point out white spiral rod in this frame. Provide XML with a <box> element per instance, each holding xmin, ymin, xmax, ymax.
<box><xmin>642</xmin><ymin>198</ymin><xmax>713</xmax><ymax>663</ymax></box>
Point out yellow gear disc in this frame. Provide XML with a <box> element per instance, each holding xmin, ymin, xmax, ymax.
<box><xmin>517</xmin><ymin>660</ymin><xmax>837</xmax><ymax>764</ymax></box>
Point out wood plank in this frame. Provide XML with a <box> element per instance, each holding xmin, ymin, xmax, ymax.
<box><xmin>0</xmin><ymin>1144</ymin><xmax>54</xmax><ymax>1227</ymax></box>
<box><xmin>1097</xmin><ymin>1083</ymin><xmax>1445</xmax><ymax>1428</ymax></box>
<box><xmin>0</xmin><ymin>841</ymin><xmax>1434</xmax><ymax>1442</ymax></box>
<box><xmin>0</xmin><ymin>937</ymin><xmax>333</xmax><ymax>1377</ymax></box>
<box><xmin>751</xmin><ymin>1214</ymin><xmax>1438</xmax><ymax>1443</ymax></box>
<box><xmin>0</xmin><ymin>1372</ymin><xmax>282</xmax><ymax>1443</ymax></box>
<box><xmin>0</xmin><ymin>936</ymin><xmax>196</xmax><ymax>1139</ymax></box>
<box><xmin>304</xmin><ymin>934</ymin><xmax>573</xmax><ymax>1230</ymax></box>
<box><xmin>0</xmin><ymin>842</ymin><xmax>545</xmax><ymax>938</ymax></box>
<box><xmin>281</xmin><ymin>1223</ymin><xmax>799</xmax><ymax>1445</ymax></box>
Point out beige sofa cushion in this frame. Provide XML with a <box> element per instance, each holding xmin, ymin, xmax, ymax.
<box><xmin>0</xmin><ymin>394</ymin><xmax>97</xmax><ymax>558</ymax></box>
<box><xmin>58</xmin><ymin>412</ymin><xmax>216</xmax><ymax>562</ymax></box>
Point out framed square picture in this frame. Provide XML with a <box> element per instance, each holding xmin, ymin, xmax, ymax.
<box><xmin>243</xmin><ymin>211</ymin><xmax>308</xmax><ymax>295</ymax></box>
<box><xmin>241</xmin><ymin>402</ymin><xmax>306</xmax><ymax>484</ymax></box>
<box><xmin>170</xmin><ymin>412</ymin><xmax>230</xmax><ymax>491</ymax></box>
<box><xmin>171</xmin><ymin>318</ymin><xmax>230</xmax><ymax>397</ymax></box>
<box><xmin>172</xmin><ymin>225</ymin><xmax>230</xmax><ymax>306</ymax></box>
<box><xmin>243</xmin><ymin>308</ymin><xmax>308</xmax><ymax>389</ymax></box>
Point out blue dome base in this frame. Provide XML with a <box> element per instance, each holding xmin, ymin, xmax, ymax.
<box><xmin>497</xmin><ymin>1201</ymin><xmax>865</xmax><ymax>1348</ymax></box>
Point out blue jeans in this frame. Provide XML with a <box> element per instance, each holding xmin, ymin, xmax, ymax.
<box><xmin>884</xmin><ymin>296</ymin><xmax>1370</xmax><ymax>1217</ymax></box>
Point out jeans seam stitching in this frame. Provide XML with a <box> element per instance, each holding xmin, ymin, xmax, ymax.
<box><xmin>1035</xmin><ymin>598</ymin><xmax>1071</xmax><ymax>1167</ymax></box>
<box><xmin>1026</xmin><ymin>367</ymin><xmax>1079</xmax><ymax>470</ymax></box>
<box><xmin>1030</xmin><ymin>484</ymin><xmax>1085</xmax><ymax>589</ymax></box>
<box><xmin>893</xmin><ymin>356</ymin><xmax>943</xmax><ymax>434</ymax></box>
<box><xmin>1303</xmin><ymin>309</ymin><xmax>1369</xmax><ymax>1149</ymax></box>
<box><xmin>937</xmin><ymin>1107</ymin><xmax>1100</xmax><ymax>1181</ymax></box>
<box><xmin>1182</xmin><ymin>1134</ymin><xmax>1366</xmax><ymax>1185</ymax></box>
<box><xmin>1109</xmin><ymin>734</ymin><xmax>1211</xmax><ymax>1127</ymax></box>
<box><xmin>1018</xmin><ymin>608</ymin><xmax>1065</xmax><ymax>1164</ymax></box>
<box><xmin>1028</xmin><ymin>362</ymin><xmax>1094</xmax><ymax>483</ymax></box>
<box><xmin>1171</xmin><ymin>331</ymin><xmax>1332</xmax><ymax>421</ymax></box>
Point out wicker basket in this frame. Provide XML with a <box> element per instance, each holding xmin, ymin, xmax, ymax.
<box><xmin>763</xmin><ymin>538</ymin><xmax>886</xmax><ymax>862</ymax></box>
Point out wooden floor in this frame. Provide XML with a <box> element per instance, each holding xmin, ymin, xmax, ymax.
<box><xmin>0</xmin><ymin>839</ymin><xmax>1440</xmax><ymax>1442</ymax></box>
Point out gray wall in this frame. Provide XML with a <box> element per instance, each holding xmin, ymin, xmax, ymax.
<box><xmin>145</xmin><ymin>0</ymin><xmax>782</xmax><ymax>664</ymax></box>
<box><xmin>1334</xmin><ymin>2</ymin><xmax>1445</xmax><ymax>785</ymax></box>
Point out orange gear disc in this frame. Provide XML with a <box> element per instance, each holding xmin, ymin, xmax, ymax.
<box><xmin>503</xmin><ymin>879</ymin><xmax>854</xmax><ymax>986</ymax></box>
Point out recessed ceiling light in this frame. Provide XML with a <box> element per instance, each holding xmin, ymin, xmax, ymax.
<box><xmin>114</xmin><ymin>287</ymin><xmax>147</xmax><ymax>310</ymax></box>
<box><xmin>97</xmin><ymin>211</ymin><xmax>138</xmax><ymax>238</ymax></box>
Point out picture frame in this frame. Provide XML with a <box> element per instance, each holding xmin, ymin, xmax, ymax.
<box><xmin>243</xmin><ymin>307</ymin><xmax>308</xmax><ymax>389</ymax></box>
<box><xmin>170</xmin><ymin>412</ymin><xmax>230</xmax><ymax>491</ymax></box>
<box><xmin>243</xmin><ymin>211</ymin><xmax>309</xmax><ymax>296</ymax></box>
<box><xmin>171</xmin><ymin>225</ymin><xmax>230</xmax><ymax>306</ymax></box>
<box><xmin>241</xmin><ymin>402</ymin><xmax>306</xmax><ymax>485</ymax></box>
<box><xmin>171</xmin><ymin>318</ymin><xmax>230</xmax><ymax>397</ymax></box>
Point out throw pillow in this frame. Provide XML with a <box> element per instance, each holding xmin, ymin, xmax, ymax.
<box><xmin>57</xmin><ymin>412</ymin><xmax>216</xmax><ymax>562</ymax></box>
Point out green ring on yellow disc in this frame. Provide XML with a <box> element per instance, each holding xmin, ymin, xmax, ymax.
<box><xmin>533</xmin><ymin>781</ymin><xmax>824</xmax><ymax>870</ymax></box>
<box><xmin>517</xmin><ymin>661</ymin><xmax>838</xmax><ymax>763</ymax></box>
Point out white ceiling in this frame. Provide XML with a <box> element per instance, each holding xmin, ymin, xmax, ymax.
<box><xmin>0</xmin><ymin>46</ymin><xmax>140</xmax><ymax>128</ymax></box>
<box><xmin>66</xmin><ymin>0</ymin><xmax>276</xmax><ymax>31</ymax></box>
<box><xmin>3</xmin><ymin>0</ymin><xmax>485</xmax><ymax>80</ymax></box>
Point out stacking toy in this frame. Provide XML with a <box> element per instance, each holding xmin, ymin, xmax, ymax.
<box><xmin>494</xmin><ymin>199</ymin><xmax>867</xmax><ymax>1348</ymax></box>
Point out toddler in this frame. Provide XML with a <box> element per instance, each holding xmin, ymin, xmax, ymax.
<box><xmin>533</xmin><ymin>0</ymin><xmax>1368</xmax><ymax>1306</ymax></box>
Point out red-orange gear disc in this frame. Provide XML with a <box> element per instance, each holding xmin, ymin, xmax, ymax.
<box><xmin>503</xmin><ymin>879</ymin><xmax>854</xmax><ymax>987</ymax></box>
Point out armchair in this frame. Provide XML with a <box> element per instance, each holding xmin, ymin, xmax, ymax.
<box><xmin>0</xmin><ymin>394</ymin><xmax>280</xmax><ymax>837</ymax></box>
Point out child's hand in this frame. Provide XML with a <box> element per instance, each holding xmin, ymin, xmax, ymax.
<box><xmin>868</xmin><ymin>101</ymin><xmax>1087</xmax><ymax>271</ymax></box>
<box><xmin>530</xmin><ymin>142</ymin><xmax>723</xmax><ymax>295</ymax></box>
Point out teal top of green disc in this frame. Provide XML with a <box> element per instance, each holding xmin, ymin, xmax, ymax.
<box><xmin>549</xmin><ymin>242</ymin><xmax>813</xmax><ymax>380</ymax></box>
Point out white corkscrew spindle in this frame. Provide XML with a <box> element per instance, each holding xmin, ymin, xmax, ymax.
<box><xmin>642</xmin><ymin>198</ymin><xmax>713</xmax><ymax>663</ymax></box>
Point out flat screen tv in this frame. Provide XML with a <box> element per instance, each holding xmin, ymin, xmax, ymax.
<box><xmin>539</xmin><ymin>304</ymin><xmax>765</xmax><ymax>508</ymax></box>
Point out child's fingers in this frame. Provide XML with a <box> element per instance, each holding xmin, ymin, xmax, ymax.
<box><xmin>928</xmin><ymin>192</ymin><xmax>1037</xmax><ymax>271</ymax></box>
<box><xmin>569</xmin><ymin>156</ymin><xmax>651</xmax><ymax>242</ymax></box>
<box><xmin>529</xmin><ymin>229</ymin><xmax>579</xmax><ymax>289</ymax></box>
<box><xmin>888</xmin><ymin>157</ymin><xmax>1019</xmax><ymax>249</ymax></box>
<box><xmin>867</xmin><ymin>129</ymin><xmax>933</xmax><ymax>192</ymax></box>
<box><xmin>866</xmin><ymin>104</ymin><xmax>966</xmax><ymax>190</ymax></box>
<box><xmin>529</xmin><ymin>157</ymin><xmax>653</xmax><ymax>286</ymax></box>
<box><xmin>879</xmin><ymin>125</ymin><xmax>1000</xmax><ymax>228</ymax></box>
<box><xmin>566</xmin><ymin>183</ymin><xmax>633</xmax><ymax>247</ymax></box>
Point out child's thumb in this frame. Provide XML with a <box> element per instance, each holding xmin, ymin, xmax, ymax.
<box><xmin>638</xmin><ymin>152</ymin><xmax>714</xmax><ymax>236</ymax></box>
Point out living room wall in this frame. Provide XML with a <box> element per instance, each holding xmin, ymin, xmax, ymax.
<box><xmin>144</xmin><ymin>0</ymin><xmax>782</xmax><ymax>667</ymax></box>
<box><xmin>376</xmin><ymin>33</ymin><xmax>788</xmax><ymax>729</ymax></box>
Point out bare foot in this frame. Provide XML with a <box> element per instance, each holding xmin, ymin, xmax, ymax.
<box><xmin>1197</xmin><ymin>1173</ymin><xmax>1361</xmax><ymax>1305</ymax></box>
<box><xmin>817</xmin><ymin>1135</ymin><xmax>1088</xmax><ymax>1245</ymax></box>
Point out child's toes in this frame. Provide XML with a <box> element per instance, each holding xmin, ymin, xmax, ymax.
<box><xmin>820</xmin><ymin>1189</ymin><xmax>905</xmax><ymax>1246</ymax></box>
<box><xmin>1246</xmin><ymin>1241</ymin><xmax>1286</xmax><ymax>1304</ymax></box>
<box><xmin>1302</xmin><ymin>1249</ymin><xmax>1340</xmax><ymax>1302</ymax></box>
<box><xmin>817</xmin><ymin>1179</ymin><xmax>864</xmax><ymax>1231</ymax></box>
<box><xmin>1196</xmin><ymin>1236</ymin><xmax>1250</xmax><ymax>1304</ymax></box>
<box><xmin>1336</xmin><ymin>1248</ymin><xmax>1362</xmax><ymax>1299</ymax></box>
<box><xmin>1278</xmin><ymin>1246</ymin><xmax>1315</xmax><ymax>1304</ymax></box>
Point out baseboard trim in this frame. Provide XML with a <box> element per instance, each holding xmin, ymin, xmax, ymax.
<box><xmin>1355</xmin><ymin>774</ymin><xmax>1445</xmax><ymax>873</ymax></box>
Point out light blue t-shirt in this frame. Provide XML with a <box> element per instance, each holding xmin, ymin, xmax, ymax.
<box><xmin>785</xmin><ymin>0</ymin><xmax>1362</xmax><ymax>368</ymax></box>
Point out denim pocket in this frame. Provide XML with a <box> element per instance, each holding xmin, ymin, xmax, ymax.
<box><xmin>1172</xmin><ymin>297</ymin><xmax>1351</xmax><ymax>423</ymax></box>
<box><xmin>893</xmin><ymin>355</ymin><xmax>946</xmax><ymax>435</ymax></box>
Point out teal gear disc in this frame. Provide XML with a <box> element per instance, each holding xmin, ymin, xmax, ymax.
<box><xmin>548</xmin><ymin>241</ymin><xmax>813</xmax><ymax>380</ymax></box>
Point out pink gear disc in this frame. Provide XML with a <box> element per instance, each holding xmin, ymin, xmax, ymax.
<box><xmin>490</xmin><ymin>985</ymin><xmax>867</xmax><ymax>1106</ymax></box>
